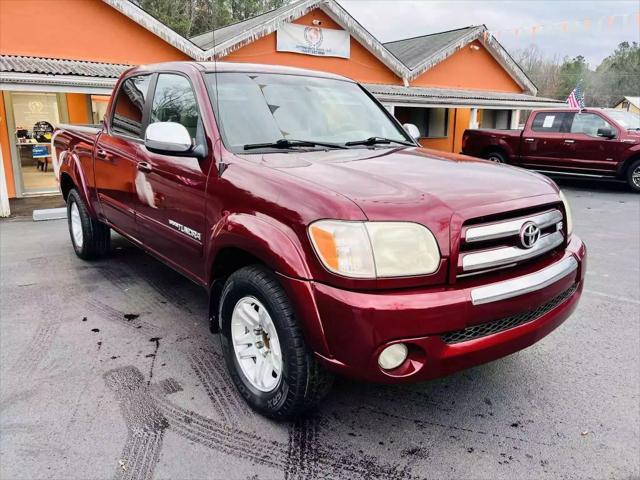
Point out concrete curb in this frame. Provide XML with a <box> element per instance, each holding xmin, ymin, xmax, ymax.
<box><xmin>33</xmin><ymin>208</ymin><xmax>67</xmax><ymax>222</ymax></box>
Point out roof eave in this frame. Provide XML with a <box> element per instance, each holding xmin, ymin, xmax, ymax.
<box><xmin>200</xmin><ymin>0</ymin><xmax>411</xmax><ymax>80</ymax></box>
<box><xmin>0</xmin><ymin>72</ymin><xmax>117</xmax><ymax>94</ymax></box>
<box><xmin>101</xmin><ymin>0</ymin><xmax>204</xmax><ymax>60</ymax></box>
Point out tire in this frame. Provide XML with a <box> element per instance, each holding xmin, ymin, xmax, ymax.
<box><xmin>219</xmin><ymin>265</ymin><xmax>333</xmax><ymax>420</ymax></box>
<box><xmin>484</xmin><ymin>150</ymin><xmax>507</xmax><ymax>163</ymax></box>
<box><xmin>66</xmin><ymin>189</ymin><xmax>111</xmax><ymax>260</ymax></box>
<box><xmin>626</xmin><ymin>159</ymin><xmax>640</xmax><ymax>193</ymax></box>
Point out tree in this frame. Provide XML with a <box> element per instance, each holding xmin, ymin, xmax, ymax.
<box><xmin>591</xmin><ymin>42</ymin><xmax>640</xmax><ymax>107</ymax></box>
<box><xmin>135</xmin><ymin>0</ymin><xmax>288</xmax><ymax>38</ymax></box>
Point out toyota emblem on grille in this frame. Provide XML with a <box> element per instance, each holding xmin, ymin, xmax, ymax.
<box><xmin>519</xmin><ymin>222</ymin><xmax>540</xmax><ymax>249</ymax></box>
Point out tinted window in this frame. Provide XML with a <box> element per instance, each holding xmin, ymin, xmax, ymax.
<box><xmin>531</xmin><ymin>112</ymin><xmax>570</xmax><ymax>133</ymax></box>
<box><xmin>150</xmin><ymin>74</ymin><xmax>199</xmax><ymax>140</ymax></box>
<box><xmin>111</xmin><ymin>75</ymin><xmax>151</xmax><ymax>138</ymax></box>
<box><xmin>570</xmin><ymin>113</ymin><xmax>614</xmax><ymax>137</ymax></box>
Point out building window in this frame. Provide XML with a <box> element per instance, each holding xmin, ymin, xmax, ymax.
<box><xmin>394</xmin><ymin>107</ymin><xmax>449</xmax><ymax>138</ymax></box>
<box><xmin>480</xmin><ymin>109</ymin><xmax>512</xmax><ymax>129</ymax></box>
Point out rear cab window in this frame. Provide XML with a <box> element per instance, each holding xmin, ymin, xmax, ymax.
<box><xmin>531</xmin><ymin>112</ymin><xmax>572</xmax><ymax>133</ymax></box>
<box><xmin>110</xmin><ymin>75</ymin><xmax>152</xmax><ymax>139</ymax></box>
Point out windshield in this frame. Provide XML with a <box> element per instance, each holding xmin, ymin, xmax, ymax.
<box><xmin>606</xmin><ymin>110</ymin><xmax>640</xmax><ymax>129</ymax></box>
<box><xmin>206</xmin><ymin>72</ymin><xmax>411</xmax><ymax>151</ymax></box>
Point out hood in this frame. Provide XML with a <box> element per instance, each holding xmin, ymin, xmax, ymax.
<box><xmin>241</xmin><ymin>147</ymin><xmax>559</xmax><ymax>218</ymax></box>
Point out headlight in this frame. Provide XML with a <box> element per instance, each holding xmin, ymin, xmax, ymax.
<box><xmin>309</xmin><ymin>220</ymin><xmax>440</xmax><ymax>278</ymax></box>
<box><xmin>559</xmin><ymin>190</ymin><xmax>573</xmax><ymax>235</ymax></box>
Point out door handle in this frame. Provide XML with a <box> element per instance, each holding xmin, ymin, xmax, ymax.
<box><xmin>96</xmin><ymin>149</ymin><xmax>109</xmax><ymax>159</ymax></box>
<box><xmin>564</xmin><ymin>139</ymin><xmax>575</xmax><ymax>144</ymax></box>
<box><xmin>137</xmin><ymin>161</ymin><xmax>153</xmax><ymax>173</ymax></box>
<box><xmin>524</xmin><ymin>138</ymin><xmax>535</xmax><ymax>143</ymax></box>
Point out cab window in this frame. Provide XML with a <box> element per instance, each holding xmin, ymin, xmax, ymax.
<box><xmin>531</xmin><ymin>112</ymin><xmax>571</xmax><ymax>133</ymax></box>
<box><xmin>111</xmin><ymin>75</ymin><xmax>151</xmax><ymax>138</ymax></box>
<box><xmin>569</xmin><ymin>113</ymin><xmax>615</xmax><ymax>137</ymax></box>
<box><xmin>150</xmin><ymin>74</ymin><xmax>200</xmax><ymax>140</ymax></box>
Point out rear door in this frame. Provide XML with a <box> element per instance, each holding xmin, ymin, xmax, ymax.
<box><xmin>94</xmin><ymin>74</ymin><xmax>152</xmax><ymax>237</ymax></box>
<box><xmin>134</xmin><ymin>72</ymin><xmax>210</xmax><ymax>281</ymax></box>
<box><xmin>561</xmin><ymin>112</ymin><xmax>622</xmax><ymax>174</ymax></box>
<box><xmin>519</xmin><ymin>111</ymin><xmax>572</xmax><ymax>169</ymax></box>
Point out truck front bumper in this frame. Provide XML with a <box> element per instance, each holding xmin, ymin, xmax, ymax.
<box><xmin>279</xmin><ymin>235</ymin><xmax>586</xmax><ymax>383</ymax></box>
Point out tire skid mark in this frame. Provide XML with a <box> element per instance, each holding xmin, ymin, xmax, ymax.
<box><xmin>96</xmin><ymin>264</ymin><xmax>136</xmax><ymax>292</ymax></box>
<box><xmin>85</xmin><ymin>299</ymin><xmax>155</xmax><ymax>334</ymax></box>
<box><xmin>285</xmin><ymin>416</ymin><xmax>321</xmax><ymax>480</ymax></box>
<box><xmin>11</xmin><ymin>322</ymin><xmax>60</xmax><ymax>375</ymax></box>
<box><xmin>105</xmin><ymin>367</ymin><xmax>169</xmax><ymax>480</ymax></box>
<box><xmin>188</xmin><ymin>348</ymin><xmax>255</xmax><ymax>426</ymax></box>
<box><xmin>156</xmin><ymin>396</ymin><xmax>418</xmax><ymax>480</ymax></box>
<box><xmin>106</xmin><ymin>366</ymin><xmax>419</xmax><ymax>480</ymax></box>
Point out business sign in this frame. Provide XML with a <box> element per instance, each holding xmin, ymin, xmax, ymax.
<box><xmin>277</xmin><ymin>23</ymin><xmax>350</xmax><ymax>58</ymax></box>
<box><xmin>32</xmin><ymin>145</ymin><xmax>49</xmax><ymax>158</ymax></box>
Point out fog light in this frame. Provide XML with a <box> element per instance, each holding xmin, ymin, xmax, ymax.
<box><xmin>378</xmin><ymin>343</ymin><xmax>408</xmax><ymax>370</ymax></box>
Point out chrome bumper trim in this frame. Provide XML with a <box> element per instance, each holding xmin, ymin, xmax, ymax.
<box><xmin>462</xmin><ymin>230</ymin><xmax>564</xmax><ymax>272</ymax></box>
<box><xmin>470</xmin><ymin>256</ymin><xmax>578</xmax><ymax>305</ymax></box>
<box><xmin>465</xmin><ymin>209</ymin><xmax>562</xmax><ymax>243</ymax></box>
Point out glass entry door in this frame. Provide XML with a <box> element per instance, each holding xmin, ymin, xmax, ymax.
<box><xmin>9</xmin><ymin>92</ymin><xmax>61</xmax><ymax>194</ymax></box>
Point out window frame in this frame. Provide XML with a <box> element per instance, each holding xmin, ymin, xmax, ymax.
<box><xmin>530</xmin><ymin>111</ymin><xmax>572</xmax><ymax>134</ymax></box>
<box><xmin>393</xmin><ymin>106</ymin><xmax>449</xmax><ymax>139</ymax></box>
<box><xmin>147</xmin><ymin>70</ymin><xmax>204</xmax><ymax>143</ymax></box>
<box><xmin>107</xmin><ymin>73</ymin><xmax>154</xmax><ymax>143</ymax></box>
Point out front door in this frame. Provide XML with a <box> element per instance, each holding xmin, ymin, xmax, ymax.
<box><xmin>134</xmin><ymin>73</ymin><xmax>210</xmax><ymax>282</ymax></box>
<box><xmin>519</xmin><ymin>111</ymin><xmax>572</xmax><ymax>170</ymax></box>
<box><xmin>561</xmin><ymin>112</ymin><xmax>622</xmax><ymax>174</ymax></box>
<box><xmin>94</xmin><ymin>74</ymin><xmax>152</xmax><ymax>237</ymax></box>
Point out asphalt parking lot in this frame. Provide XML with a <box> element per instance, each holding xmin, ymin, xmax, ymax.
<box><xmin>1</xmin><ymin>180</ymin><xmax>638</xmax><ymax>480</ymax></box>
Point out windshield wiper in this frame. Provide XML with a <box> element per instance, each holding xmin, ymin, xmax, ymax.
<box><xmin>244</xmin><ymin>139</ymin><xmax>348</xmax><ymax>150</ymax></box>
<box><xmin>345</xmin><ymin>136</ymin><xmax>414</xmax><ymax>147</ymax></box>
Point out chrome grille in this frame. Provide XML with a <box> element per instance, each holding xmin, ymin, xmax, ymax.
<box><xmin>459</xmin><ymin>208</ymin><xmax>564</xmax><ymax>275</ymax></box>
<box><xmin>441</xmin><ymin>284</ymin><xmax>577</xmax><ymax>344</ymax></box>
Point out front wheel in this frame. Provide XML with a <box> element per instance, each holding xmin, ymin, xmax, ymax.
<box><xmin>219</xmin><ymin>265</ymin><xmax>333</xmax><ymax>419</ymax></box>
<box><xmin>626</xmin><ymin>159</ymin><xmax>640</xmax><ymax>193</ymax></box>
<box><xmin>67</xmin><ymin>189</ymin><xmax>111</xmax><ymax>260</ymax></box>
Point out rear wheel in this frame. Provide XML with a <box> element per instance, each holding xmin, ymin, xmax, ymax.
<box><xmin>484</xmin><ymin>150</ymin><xmax>506</xmax><ymax>163</ymax></box>
<box><xmin>219</xmin><ymin>265</ymin><xmax>333</xmax><ymax>419</ymax></box>
<box><xmin>626</xmin><ymin>159</ymin><xmax>640</xmax><ymax>193</ymax></box>
<box><xmin>67</xmin><ymin>189</ymin><xmax>111</xmax><ymax>260</ymax></box>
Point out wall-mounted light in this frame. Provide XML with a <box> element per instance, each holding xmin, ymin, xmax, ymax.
<box><xmin>312</xmin><ymin>19</ymin><xmax>322</xmax><ymax>26</ymax></box>
<box><xmin>470</xmin><ymin>44</ymin><xmax>480</xmax><ymax>51</ymax></box>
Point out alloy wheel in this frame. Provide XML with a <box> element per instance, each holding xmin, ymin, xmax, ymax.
<box><xmin>231</xmin><ymin>296</ymin><xmax>283</xmax><ymax>392</ymax></box>
<box><xmin>70</xmin><ymin>202</ymin><xmax>83</xmax><ymax>248</ymax></box>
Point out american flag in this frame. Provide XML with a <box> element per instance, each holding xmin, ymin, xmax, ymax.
<box><xmin>566</xmin><ymin>85</ymin><xmax>585</xmax><ymax>108</ymax></box>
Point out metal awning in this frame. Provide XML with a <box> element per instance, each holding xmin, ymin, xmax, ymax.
<box><xmin>365</xmin><ymin>83</ymin><xmax>565</xmax><ymax>109</ymax></box>
<box><xmin>0</xmin><ymin>55</ymin><xmax>127</xmax><ymax>94</ymax></box>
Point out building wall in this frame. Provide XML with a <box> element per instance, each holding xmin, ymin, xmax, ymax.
<box><xmin>411</xmin><ymin>41</ymin><xmax>522</xmax><ymax>93</ymax></box>
<box><xmin>0</xmin><ymin>0</ymin><xmax>189</xmax><ymax>64</ymax></box>
<box><xmin>0</xmin><ymin>92</ymin><xmax>15</xmax><ymax>198</ymax></box>
<box><xmin>222</xmin><ymin>9</ymin><xmax>402</xmax><ymax>85</ymax></box>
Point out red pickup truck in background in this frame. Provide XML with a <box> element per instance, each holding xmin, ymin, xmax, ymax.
<box><xmin>462</xmin><ymin>108</ymin><xmax>640</xmax><ymax>192</ymax></box>
<box><xmin>53</xmin><ymin>62</ymin><xmax>586</xmax><ymax>419</ymax></box>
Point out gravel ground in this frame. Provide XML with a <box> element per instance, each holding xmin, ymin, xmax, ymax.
<box><xmin>1</xmin><ymin>180</ymin><xmax>638</xmax><ymax>480</ymax></box>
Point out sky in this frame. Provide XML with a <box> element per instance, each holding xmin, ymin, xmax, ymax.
<box><xmin>338</xmin><ymin>0</ymin><xmax>640</xmax><ymax>67</ymax></box>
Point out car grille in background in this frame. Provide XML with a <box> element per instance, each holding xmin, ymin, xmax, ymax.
<box><xmin>441</xmin><ymin>283</ymin><xmax>578</xmax><ymax>344</ymax></box>
<box><xmin>458</xmin><ymin>208</ymin><xmax>565</xmax><ymax>277</ymax></box>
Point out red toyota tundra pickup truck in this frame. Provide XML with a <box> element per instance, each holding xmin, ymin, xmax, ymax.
<box><xmin>461</xmin><ymin>108</ymin><xmax>640</xmax><ymax>192</ymax></box>
<box><xmin>53</xmin><ymin>62</ymin><xmax>586</xmax><ymax>419</ymax></box>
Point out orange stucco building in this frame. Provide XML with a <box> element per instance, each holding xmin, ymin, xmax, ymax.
<box><xmin>0</xmin><ymin>0</ymin><xmax>561</xmax><ymax>201</ymax></box>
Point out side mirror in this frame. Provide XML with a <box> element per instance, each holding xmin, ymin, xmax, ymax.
<box><xmin>597</xmin><ymin>127</ymin><xmax>615</xmax><ymax>139</ymax></box>
<box><xmin>145</xmin><ymin>122</ymin><xmax>192</xmax><ymax>155</ymax></box>
<box><xmin>403</xmin><ymin>123</ymin><xmax>421</xmax><ymax>140</ymax></box>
